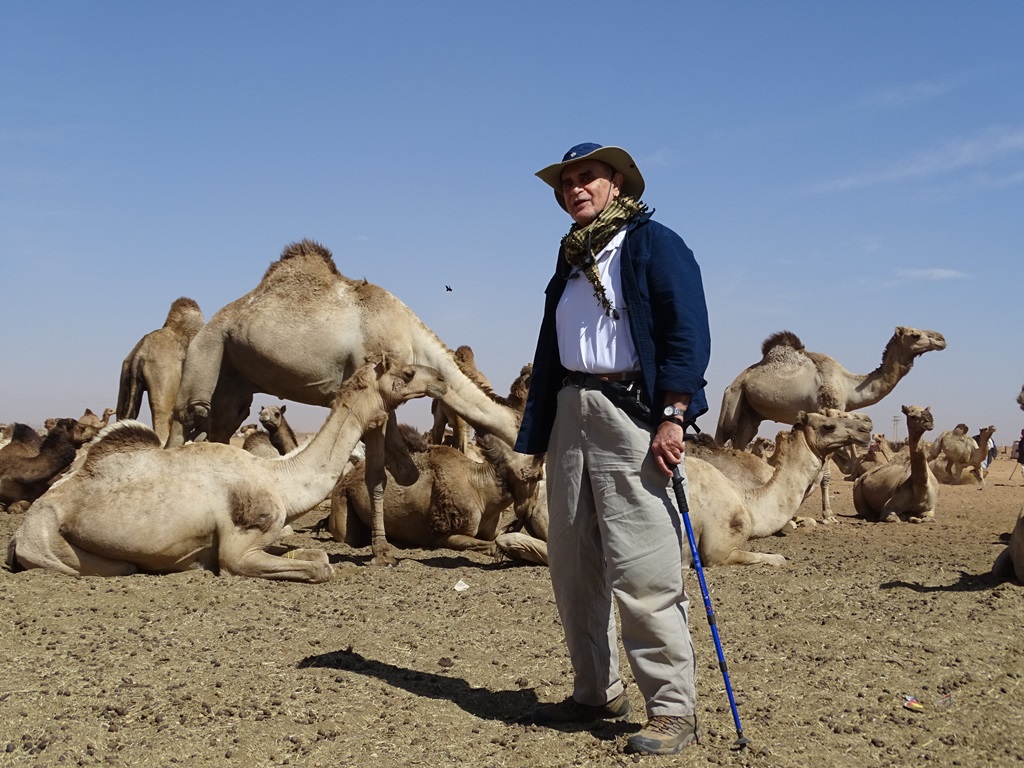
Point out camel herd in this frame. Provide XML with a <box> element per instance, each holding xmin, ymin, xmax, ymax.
<box><xmin>2</xmin><ymin>238</ymin><xmax>1023</xmax><ymax>584</ymax></box>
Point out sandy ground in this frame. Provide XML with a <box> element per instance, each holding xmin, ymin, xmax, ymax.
<box><xmin>2</xmin><ymin>455</ymin><xmax>1024</xmax><ymax>768</ymax></box>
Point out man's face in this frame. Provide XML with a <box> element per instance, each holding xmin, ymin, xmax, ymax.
<box><xmin>560</xmin><ymin>159</ymin><xmax>622</xmax><ymax>225</ymax></box>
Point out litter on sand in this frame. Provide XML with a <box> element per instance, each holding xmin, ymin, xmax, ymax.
<box><xmin>903</xmin><ymin>695</ymin><xmax>924</xmax><ymax>712</ymax></box>
<box><xmin>453</xmin><ymin>579</ymin><xmax>470</xmax><ymax>592</ymax></box>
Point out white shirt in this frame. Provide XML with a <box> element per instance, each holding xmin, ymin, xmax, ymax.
<box><xmin>555</xmin><ymin>228</ymin><xmax>640</xmax><ymax>374</ymax></box>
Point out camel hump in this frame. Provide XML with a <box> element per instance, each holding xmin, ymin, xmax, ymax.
<box><xmin>82</xmin><ymin>420</ymin><xmax>162</xmax><ymax>467</ymax></box>
<box><xmin>262</xmin><ymin>239</ymin><xmax>342</xmax><ymax>282</ymax></box>
<box><xmin>761</xmin><ymin>330</ymin><xmax>804</xmax><ymax>357</ymax></box>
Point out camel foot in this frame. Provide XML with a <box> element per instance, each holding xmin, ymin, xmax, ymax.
<box><xmin>879</xmin><ymin>512</ymin><xmax>900</xmax><ymax>523</ymax></box>
<box><xmin>778</xmin><ymin>520</ymin><xmax>798</xmax><ymax>536</ymax></box>
<box><xmin>818</xmin><ymin>516</ymin><xmax>838</xmax><ymax>525</ymax></box>
<box><xmin>794</xmin><ymin>517</ymin><xmax>817</xmax><ymax>528</ymax></box>
<box><xmin>908</xmin><ymin>513</ymin><xmax>934</xmax><ymax>524</ymax></box>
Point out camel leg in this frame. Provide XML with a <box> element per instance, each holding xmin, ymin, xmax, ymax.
<box><xmin>219</xmin><ymin>532</ymin><xmax>333</xmax><ymax>583</ymax></box>
<box><xmin>439</xmin><ymin>534</ymin><xmax>499</xmax><ymax>556</ymax></box>
<box><xmin>818</xmin><ymin>464</ymin><xmax>838</xmax><ymax>523</ymax></box>
<box><xmin>364</xmin><ymin>426</ymin><xmax>398</xmax><ymax>567</ymax></box>
<box><xmin>495</xmin><ymin>532</ymin><xmax>548</xmax><ymax>565</ymax></box>
<box><xmin>383</xmin><ymin>411</ymin><xmax>419</xmax><ymax>486</ymax></box>
<box><xmin>9</xmin><ymin>526</ymin><xmax>139</xmax><ymax>577</ymax></box>
<box><xmin>720</xmin><ymin>548</ymin><xmax>787</xmax><ymax>567</ymax></box>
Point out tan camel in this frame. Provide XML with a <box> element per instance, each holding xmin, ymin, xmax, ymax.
<box><xmin>852</xmin><ymin>405</ymin><xmax>938</xmax><ymax>523</ymax></box>
<box><xmin>429</xmin><ymin>345</ymin><xmax>493</xmax><ymax>453</ymax></box>
<box><xmin>71</xmin><ymin>408</ymin><xmax>116</xmax><ymax>447</ymax></box>
<box><xmin>929</xmin><ymin>424</ymin><xmax>996</xmax><ymax>487</ymax></box>
<box><xmin>258</xmin><ymin>404</ymin><xmax>300</xmax><ymax>455</ymax></box>
<box><xmin>6</xmin><ymin>359</ymin><xmax>447</xmax><ymax>581</ymax></box>
<box><xmin>241</xmin><ymin>430</ymin><xmax>280</xmax><ymax>459</ymax></box>
<box><xmin>0</xmin><ymin>423</ymin><xmax>15</xmax><ymax>451</ymax></box>
<box><xmin>117</xmin><ymin>297</ymin><xmax>205</xmax><ymax>446</ymax></box>
<box><xmin>715</xmin><ymin>326</ymin><xmax>945</xmax><ymax>520</ymax></box>
<box><xmin>685</xmin><ymin>409</ymin><xmax>872</xmax><ymax>566</ymax></box>
<box><xmin>325</xmin><ymin>432</ymin><xmax>546</xmax><ymax>562</ymax></box>
<box><xmin>992</xmin><ymin>510</ymin><xmax>1024</xmax><ymax>583</ymax></box>
<box><xmin>167</xmin><ymin>240</ymin><xmax>522</xmax><ymax>566</ymax></box>
<box><xmin>0</xmin><ymin>419</ymin><xmax>78</xmax><ymax>511</ymax></box>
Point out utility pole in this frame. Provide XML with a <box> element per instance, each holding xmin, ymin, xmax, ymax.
<box><xmin>892</xmin><ymin>415</ymin><xmax>900</xmax><ymax>443</ymax></box>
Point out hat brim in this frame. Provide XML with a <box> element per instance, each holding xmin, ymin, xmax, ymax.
<box><xmin>536</xmin><ymin>145</ymin><xmax>645</xmax><ymax>211</ymax></box>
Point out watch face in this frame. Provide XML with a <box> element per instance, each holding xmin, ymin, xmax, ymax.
<box><xmin>663</xmin><ymin>406</ymin><xmax>675</xmax><ymax>417</ymax></box>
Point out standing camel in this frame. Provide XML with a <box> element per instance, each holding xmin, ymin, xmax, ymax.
<box><xmin>167</xmin><ymin>240</ymin><xmax>522</xmax><ymax>566</ymax></box>
<box><xmin>117</xmin><ymin>297</ymin><xmax>205</xmax><ymax>445</ymax></box>
<box><xmin>715</xmin><ymin>326</ymin><xmax>946</xmax><ymax>522</ymax></box>
<box><xmin>852</xmin><ymin>405</ymin><xmax>938</xmax><ymax>523</ymax></box>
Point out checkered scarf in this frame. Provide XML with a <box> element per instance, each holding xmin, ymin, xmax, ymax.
<box><xmin>561</xmin><ymin>195</ymin><xmax>647</xmax><ymax>318</ymax></box>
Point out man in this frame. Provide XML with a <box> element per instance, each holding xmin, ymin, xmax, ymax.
<box><xmin>515</xmin><ymin>143</ymin><xmax>711</xmax><ymax>756</ymax></box>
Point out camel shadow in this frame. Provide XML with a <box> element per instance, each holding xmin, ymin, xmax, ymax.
<box><xmin>297</xmin><ymin>647</ymin><xmax>633</xmax><ymax>740</ymax></box>
<box><xmin>324</xmin><ymin>552</ymin><xmax>525</xmax><ymax>571</ymax></box>
<box><xmin>880</xmin><ymin>570</ymin><xmax>1002</xmax><ymax>593</ymax></box>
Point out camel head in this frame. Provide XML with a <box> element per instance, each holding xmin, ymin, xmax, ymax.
<box><xmin>901</xmin><ymin>404</ymin><xmax>934</xmax><ymax>434</ymax></box>
<box><xmin>259</xmin><ymin>404</ymin><xmax>287</xmax><ymax>430</ymax></box>
<box><xmin>1018</xmin><ymin>384</ymin><xmax>1024</xmax><ymax>412</ymax></box>
<box><xmin>893</xmin><ymin>326</ymin><xmax>947</xmax><ymax>358</ymax></box>
<box><xmin>72</xmin><ymin>408</ymin><xmax>107</xmax><ymax>446</ymax></box>
<box><xmin>334</xmin><ymin>358</ymin><xmax>448</xmax><ymax>429</ymax></box>
<box><xmin>794</xmin><ymin>409</ymin><xmax>873</xmax><ymax>457</ymax></box>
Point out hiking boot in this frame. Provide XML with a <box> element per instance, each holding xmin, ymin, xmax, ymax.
<box><xmin>532</xmin><ymin>692</ymin><xmax>632</xmax><ymax>725</ymax></box>
<box><xmin>624</xmin><ymin>715</ymin><xmax>698</xmax><ymax>755</ymax></box>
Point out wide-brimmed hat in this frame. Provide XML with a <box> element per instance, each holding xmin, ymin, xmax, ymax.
<box><xmin>536</xmin><ymin>142</ymin><xmax>645</xmax><ymax>211</ymax></box>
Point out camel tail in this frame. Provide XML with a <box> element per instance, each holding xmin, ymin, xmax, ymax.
<box><xmin>116</xmin><ymin>357</ymin><xmax>145</xmax><ymax>421</ymax></box>
<box><xmin>5</xmin><ymin>535</ymin><xmax>24</xmax><ymax>573</ymax></box>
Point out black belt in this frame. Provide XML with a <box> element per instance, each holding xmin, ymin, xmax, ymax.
<box><xmin>565</xmin><ymin>371</ymin><xmax>651</xmax><ymax>423</ymax></box>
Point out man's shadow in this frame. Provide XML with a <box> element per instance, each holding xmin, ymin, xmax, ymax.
<box><xmin>297</xmin><ymin>647</ymin><xmax>634</xmax><ymax>740</ymax></box>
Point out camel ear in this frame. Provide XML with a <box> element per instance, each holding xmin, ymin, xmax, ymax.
<box><xmin>280</xmin><ymin>404</ymin><xmax>286</xmax><ymax>414</ymax></box>
<box><xmin>901</xmin><ymin>404</ymin><xmax>910</xmax><ymax>415</ymax></box>
<box><xmin>795</xmin><ymin>411</ymin><xmax>809</xmax><ymax>426</ymax></box>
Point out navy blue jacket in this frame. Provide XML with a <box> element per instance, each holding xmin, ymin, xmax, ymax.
<box><xmin>515</xmin><ymin>211</ymin><xmax>711</xmax><ymax>455</ymax></box>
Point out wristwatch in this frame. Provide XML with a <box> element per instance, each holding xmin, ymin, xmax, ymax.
<box><xmin>661</xmin><ymin>405</ymin><xmax>687</xmax><ymax>428</ymax></box>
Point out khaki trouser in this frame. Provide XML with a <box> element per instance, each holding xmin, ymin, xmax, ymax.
<box><xmin>546</xmin><ymin>383</ymin><xmax>697</xmax><ymax>718</ymax></box>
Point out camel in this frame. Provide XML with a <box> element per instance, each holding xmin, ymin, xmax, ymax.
<box><xmin>71</xmin><ymin>408</ymin><xmax>116</xmax><ymax>447</ymax></box>
<box><xmin>167</xmin><ymin>240</ymin><xmax>522</xmax><ymax>566</ymax></box>
<box><xmin>929</xmin><ymin>424</ymin><xmax>997</xmax><ymax>487</ymax></box>
<box><xmin>6</xmin><ymin>359</ymin><xmax>447</xmax><ymax>581</ymax></box>
<box><xmin>241</xmin><ymin>430</ymin><xmax>280</xmax><ymax>459</ymax></box>
<box><xmin>0</xmin><ymin>423</ymin><xmax>45</xmax><ymax>464</ymax></box>
<box><xmin>852</xmin><ymin>405</ymin><xmax>938</xmax><ymax>523</ymax></box>
<box><xmin>0</xmin><ymin>419</ymin><xmax>78</xmax><ymax>511</ymax></box>
<box><xmin>117</xmin><ymin>297</ymin><xmax>205</xmax><ymax>445</ymax></box>
<box><xmin>0</xmin><ymin>424</ymin><xmax>13</xmax><ymax>451</ymax></box>
<box><xmin>684</xmin><ymin>409</ymin><xmax>873</xmax><ymax>566</ymax></box>
<box><xmin>258</xmin><ymin>404</ymin><xmax>300</xmax><ymax>455</ymax></box>
<box><xmin>715</xmin><ymin>326</ymin><xmax>946</xmax><ymax>520</ymax></box>
<box><xmin>831</xmin><ymin>434</ymin><xmax>895</xmax><ymax>480</ymax></box>
<box><xmin>429</xmin><ymin>345</ymin><xmax>493</xmax><ymax>453</ymax></box>
<box><xmin>993</xmin><ymin>510</ymin><xmax>1024</xmax><ymax>583</ymax></box>
<box><xmin>325</xmin><ymin>432</ymin><xmax>547</xmax><ymax>563</ymax></box>
<box><xmin>1018</xmin><ymin>384</ymin><xmax>1024</xmax><ymax>412</ymax></box>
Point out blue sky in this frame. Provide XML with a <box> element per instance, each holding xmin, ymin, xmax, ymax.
<box><xmin>2</xmin><ymin>2</ymin><xmax>1022</xmax><ymax>445</ymax></box>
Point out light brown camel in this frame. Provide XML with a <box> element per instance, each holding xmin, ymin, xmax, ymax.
<box><xmin>429</xmin><ymin>345</ymin><xmax>493</xmax><ymax>453</ymax></box>
<box><xmin>241</xmin><ymin>430</ymin><xmax>280</xmax><ymax>459</ymax></box>
<box><xmin>258</xmin><ymin>404</ymin><xmax>300</xmax><ymax>455</ymax></box>
<box><xmin>325</xmin><ymin>432</ymin><xmax>546</xmax><ymax>562</ymax></box>
<box><xmin>0</xmin><ymin>419</ymin><xmax>78</xmax><ymax>511</ymax></box>
<box><xmin>686</xmin><ymin>409</ymin><xmax>872</xmax><ymax>566</ymax></box>
<box><xmin>6</xmin><ymin>359</ymin><xmax>446</xmax><ymax>581</ymax></box>
<box><xmin>929</xmin><ymin>424</ymin><xmax>996</xmax><ymax>487</ymax></box>
<box><xmin>716</xmin><ymin>326</ymin><xmax>946</xmax><ymax>521</ymax></box>
<box><xmin>117</xmin><ymin>297</ymin><xmax>205</xmax><ymax>446</ymax></box>
<box><xmin>71</xmin><ymin>408</ymin><xmax>116</xmax><ymax>447</ymax></box>
<box><xmin>992</xmin><ymin>509</ymin><xmax>1024</xmax><ymax>583</ymax></box>
<box><xmin>167</xmin><ymin>240</ymin><xmax>522</xmax><ymax>566</ymax></box>
<box><xmin>852</xmin><ymin>405</ymin><xmax>938</xmax><ymax>523</ymax></box>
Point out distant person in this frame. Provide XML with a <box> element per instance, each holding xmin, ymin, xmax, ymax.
<box><xmin>1018</xmin><ymin>429</ymin><xmax>1024</xmax><ymax>484</ymax></box>
<box><xmin>516</xmin><ymin>142</ymin><xmax>711</xmax><ymax>756</ymax></box>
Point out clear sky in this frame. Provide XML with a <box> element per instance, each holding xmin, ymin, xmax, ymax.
<box><xmin>2</xmin><ymin>2</ymin><xmax>1022</xmax><ymax>445</ymax></box>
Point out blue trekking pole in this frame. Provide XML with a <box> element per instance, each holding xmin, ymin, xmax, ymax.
<box><xmin>671</xmin><ymin>464</ymin><xmax>750</xmax><ymax>750</ymax></box>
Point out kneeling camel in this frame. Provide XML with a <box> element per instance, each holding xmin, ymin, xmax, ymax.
<box><xmin>6</xmin><ymin>359</ymin><xmax>446</xmax><ymax>582</ymax></box>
